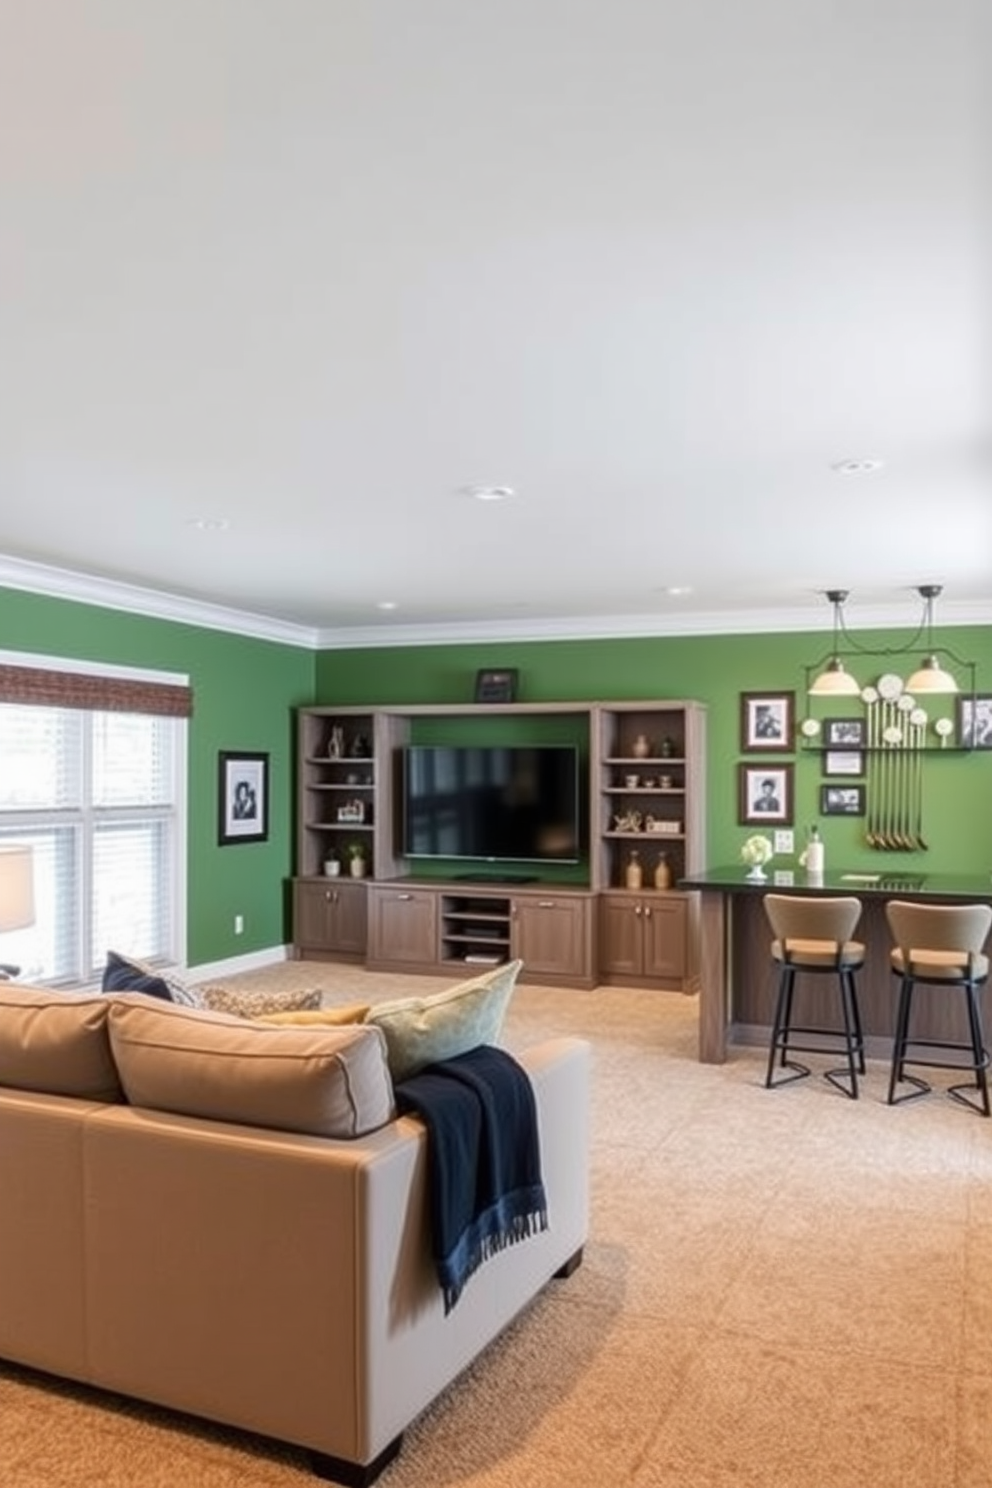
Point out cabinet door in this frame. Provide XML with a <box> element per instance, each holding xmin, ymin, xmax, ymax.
<box><xmin>597</xmin><ymin>894</ymin><xmax>645</xmax><ymax>977</ymax></box>
<box><xmin>367</xmin><ymin>887</ymin><xmax>438</xmax><ymax>967</ymax></box>
<box><xmin>512</xmin><ymin>896</ymin><xmax>590</xmax><ymax>981</ymax></box>
<box><xmin>294</xmin><ymin>879</ymin><xmax>367</xmax><ymax>956</ymax></box>
<box><xmin>641</xmin><ymin>895</ymin><xmax>687</xmax><ymax>980</ymax></box>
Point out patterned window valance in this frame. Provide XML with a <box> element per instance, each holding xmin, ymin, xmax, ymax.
<box><xmin>0</xmin><ymin>664</ymin><xmax>193</xmax><ymax>717</ymax></box>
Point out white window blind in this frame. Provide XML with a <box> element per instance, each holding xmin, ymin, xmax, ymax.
<box><xmin>0</xmin><ymin>689</ymin><xmax>186</xmax><ymax>985</ymax></box>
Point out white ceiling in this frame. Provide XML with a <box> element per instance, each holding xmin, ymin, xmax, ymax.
<box><xmin>1</xmin><ymin>1</ymin><xmax>989</xmax><ymax>643</ymax></box>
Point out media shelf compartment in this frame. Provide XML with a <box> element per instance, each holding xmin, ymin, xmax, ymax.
<box><xmin>440</xmin><ymin>894</ymin><xmax>512</xmax><ymax>965</ymax></box>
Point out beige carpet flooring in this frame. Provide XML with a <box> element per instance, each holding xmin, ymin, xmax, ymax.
<box><xmin>4</xmin><ymin>963</ymin><xmax>992</xmax><ymax>1486</ymax></box>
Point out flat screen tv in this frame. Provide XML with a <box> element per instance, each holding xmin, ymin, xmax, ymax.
<box><xmin>402</xmin><ymin>745</ymin><xmax>580</xmax><ymax>865</ymax></box>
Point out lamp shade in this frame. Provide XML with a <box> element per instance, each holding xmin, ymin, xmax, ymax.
<box><xmin>0</xmin><ymin>846</ymin><xmax>35</xmax><ymax>932</ymax></box>
<box><xmin>905</xmin><ymin>656</ymin><xmax>959</xmax><ymax>694</ymax></box>
<box><xmin>808</xmin><ymin>659</ymin><xmax>862</xmax><ymax>697</ymax></box>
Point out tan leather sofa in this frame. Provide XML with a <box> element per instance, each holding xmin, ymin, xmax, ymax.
<box><xmin>0</xmin><ymin>987</ymin><xmax>590</xmax><ymax>1486</ymax></box>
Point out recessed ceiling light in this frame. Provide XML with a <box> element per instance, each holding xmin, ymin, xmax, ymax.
<box><xmin>664</xmin><ymin>586</ymin><xmax>694</xmax><ymax>597</ymax></box>
<box><xmin>187</xmin><ymin>517</ymin><xmax>231</xmax><ymax>531</ymax></box>
<box><xmin>830</xmin><ymin>458</ymin><xmax>885</xmax><ymax>476</ymax></box>
<box><xmin>376</xmin><ymin>600</ymin><xmax>398</xmax><ymax>611</ymax></box>
<box><xmin>461</xmin><ymin>485</ymin><xmax>516</xmax><ymax>503</ymax></box>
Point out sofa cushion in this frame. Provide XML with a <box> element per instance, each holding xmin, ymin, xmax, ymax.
<box><xmin>365</xmin><ymin>959</ymin><xmax>522</xmax><ymax>1082</ymax></box>
<box><xmin>107</xmin><ymin>995</ymin><xmax>395</xmax><ymax>1137</ymax></box>
<box><xmin>0</xmin><ymin>983</ymin><xmax>123</xmax><ymax>1101</ymax></box>
<box><xmin>197</xmin><ymin>984</ymin><xmax>322</xmax><ymax>1019</ymax></box>
<box><xmin>254</xmin><ymin>1002</ymin><xmax>371</xmax><ymax>1027</ymax></box>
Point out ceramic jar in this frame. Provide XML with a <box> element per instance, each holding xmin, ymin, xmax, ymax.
<box><xmin>631</xmin><ymin>735</ymin><xmax>651</xmax><ymax>760</ymax></box>
<box><xmin>653</xmin><ymin>853</ymin><xmax>673</xmax><ymax>891</ymax></box>
<box><xmin>625</xmin><ymin>850</ymin><xmax>643</xmax><ymax>890</ymax></box>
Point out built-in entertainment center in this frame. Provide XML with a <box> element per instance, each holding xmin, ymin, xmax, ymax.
<box><xmin>292</xmin><ymin>699</ymin><xmax>707</xmax><ymax>990</ymax></box>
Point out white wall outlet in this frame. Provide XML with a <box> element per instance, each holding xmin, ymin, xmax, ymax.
<box><xmin>234</xmin><ymin>914</ymin><xmax>244</xmax><ymax>935</ymax></box>
<box><xmin>774</xmin><ymin>830</ymin><xmax>794</xmax><ymax>855</ymax></box>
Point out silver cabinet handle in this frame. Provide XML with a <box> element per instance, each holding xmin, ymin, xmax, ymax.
<box><xmin>635</xmin><ymin>904</ymin><xmax>642</xmax><ymax>916</ymax></box>
<box><xmin>644</xmin><ymin>905</ymin><xmax>651</xmax><ymax>918</ymax></box>
<box><xmin>538</xmin><ymin>900</ymin><xmax>555</xmax><ymax>909</ymax></box>
<box><xmin>397</xmin><ymin>892</ymin><xmax>413</xmax><ymax>901</ymax></box>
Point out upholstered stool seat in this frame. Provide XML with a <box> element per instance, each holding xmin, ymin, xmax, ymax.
<box><xmin>764</xmin><ymin>894</ymin><xmax>866</xmax><ymax>1099</ymax></box>
<box><xmin>885</xmin><ymin>900</ymin><xmax>992</xmax><ymax>1117</ymax></box>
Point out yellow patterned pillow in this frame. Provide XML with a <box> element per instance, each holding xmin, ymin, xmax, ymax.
<box><xmin>365</xmin><ymin>960</ymin><xmax>522</xmax><ymax>1082</ymax></box>
<box><xmin>255</xmin><ymin>1003</ymin><xmax>370</xmax><ymax>1027</ymax></box>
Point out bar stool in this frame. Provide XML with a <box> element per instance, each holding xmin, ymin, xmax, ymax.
<box><xmin>764</xmin><ymin>894</ymin><xmax>866</xmax><ymax>1099</ymax></box>
<box><xmin>885</xmin><ymin>900</ymin><xmax>992</xmax><ymax>1117</ymax></box>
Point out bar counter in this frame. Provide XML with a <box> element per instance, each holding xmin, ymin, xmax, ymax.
<box><xmin>679</xmin><ymin>866</ymin><xmax>992</xmax><ymax>1064</ymax></box>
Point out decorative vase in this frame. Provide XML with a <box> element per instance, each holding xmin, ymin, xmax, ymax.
<box><xmin>349</xmin><ymin>857</ymin><xmax>366</xmax><ymax>879</ymax></box>
<box><xmin>323</xmin><ymin>859</ymin><xmax>341</xmax><ymax>878</ymax></box>
<box><xmin>631</xmin><ymin>734</ymin><xmax>651</xmax><ymax>760</ymax></box>
<box><xmin>625</xmin><ymin>850</ymin><xmax>643</xmax><ymax>890</ymax></box>
<box><xmin>654</xmin><ymin>853</ymin><xmax>673</xmax><ymax>891</ymax></box>
<box><xmin>745</xmin><ymin>865</ymin><xmax>767</xmax><ymax>881</ymax></box>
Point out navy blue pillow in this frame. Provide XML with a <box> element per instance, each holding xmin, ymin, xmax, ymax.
<box><xmin>101</xmin><ymin>950</ymin><xmax>173</xmax><ymax>1002</ymax></box>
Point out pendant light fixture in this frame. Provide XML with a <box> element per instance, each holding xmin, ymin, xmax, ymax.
<box><xmin>905</xmin><ymin>585</ymin><xmax>959</xmax><ymax>694</ymax></box>
<box><xmin>808</xmin><ymin>590</ymin><xmax>862</xmax><ymax>696</ymax></box>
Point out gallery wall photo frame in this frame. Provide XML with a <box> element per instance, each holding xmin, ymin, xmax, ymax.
<box><xmin>823</xmin><ymin>717</ymin><xmax>865</xmax><ymax>748</ymax></box>
<box><xmin>820</xmin><ymin>784</ymin><xmax>866</xmax><ymax>817</ymax></box>
<box><xmin>739</xmin><ymin>691</ymin><xmax>795</xmax><ymax>753</ymax></box>
<box><xmin>822</xmin><ymin>750</ymin><xmax>864</xmax><ymax>778</ymax></box>
<box><xmin>218</xmin><ymin>751</ymin><xmax>270</xmax><ymax>845</ymax></box>
<box><xmin>957</xmin><ymin>694</ymin><xmax>992</xmax><ymax>749</ymax></box>
<box><xmin>738</xmin><ymin>762</ymin><xmax>794</xmax><ymax>826</ymax></box>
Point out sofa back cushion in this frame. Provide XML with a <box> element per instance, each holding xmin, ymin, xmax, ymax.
<box><xmin>0</xmin><ymin>984</ymin><xmax>123</xmax><ymax>1101</ymax></box>
<box><xmin>107</xmin><ymin>995</ymin><xmax>395</xmax><ymax>1137</ymax></box>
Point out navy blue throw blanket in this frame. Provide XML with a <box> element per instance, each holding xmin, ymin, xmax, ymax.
<box><xmin>395</xmin><ymin>1045</ymin><xmax>548</xmax><ymax>1314</ymax></box>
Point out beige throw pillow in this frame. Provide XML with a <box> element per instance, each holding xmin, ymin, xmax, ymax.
<box><xmin>197</xmin><ymin>985</ymin><xmax>322</xmax><ymax>1019</ymax></box>
<box><xmin>365</xmin><ymin>959</ymin><xmax>522</xmax><ymax>1082</ymax></box>
<box><xmin>107</xmin><ymin>994</ymin><xmax>394</xmax><ymax>1138</ymax></box>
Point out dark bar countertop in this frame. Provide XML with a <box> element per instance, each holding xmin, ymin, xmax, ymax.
<box><xmin>680</xmin><ymin>866</ymin><xmax>992</xmax><ymax>902</ymax></box>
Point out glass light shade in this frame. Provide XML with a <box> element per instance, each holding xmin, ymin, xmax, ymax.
<box><xmin>905</xmin><ymin>656</ymin><xmax>959</xmax><ymax>694</ymax></box>
<box><xmin>0</xmin><ymin>845</ymin><xmax>35</xmax><ymax>932</ymax></box>
<box><xmin>808</xmin><ymin>659</ymin><xmax>861</xmax><ymax>697</ymax></box>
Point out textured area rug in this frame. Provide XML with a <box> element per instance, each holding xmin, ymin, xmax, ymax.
<box><xmin>3</xmin><ymin>964</ymin><xmax>992</xmax><ymax>1486</ymax></box>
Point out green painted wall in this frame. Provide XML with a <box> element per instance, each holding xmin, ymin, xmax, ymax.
<box><xmin>316</xmin><ymin>626</ymin><xmax>992</xmax><ymax>877</ymax></box>
<box><xmin>4</xmin><ymin>580</ymin><xmax>989</xmax><ymax>975</ymax></box>
<box><xmin>0</xmin><ymin>587</ymin><xmax>315</xmax><ymax>965</ymax></box>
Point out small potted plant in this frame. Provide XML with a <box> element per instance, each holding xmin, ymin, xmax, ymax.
<box><xmin>322</xmin><ymin>849</ymin><xmax>341</xmax><ymax>878</ymax></box>
<box><xmin>347</xmin><ymin>842</ymin><xmax>368</xmax><ymax>879</ymax></box>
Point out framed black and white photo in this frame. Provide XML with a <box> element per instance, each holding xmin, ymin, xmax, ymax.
<box><xmin>474</xmin><ymin>668</ymin><xmax>519</xmax><ymax>704</ymax></box>
<box><xmin>823</xmin><ymin>749</ymin><xmax>864</xmax><ymax>778</ymax></box>
<box><xmin>738</xmin><ymin>763</ymin><xmax>794</xmax><ymax>825</ymax></box>
<box><xmin>218</xmin><ymin>751</ymin><xmax>269</xmax><ymax>845</ymax></box>
<box><xmin>820</xmin><ymin>784</ymin><xmax>865</xmax><ymax>816</ymax></box>
<box><xmin>740</xmin><ymin>691</ymin><xmax>795</xmax><ymax>753</ymax></box>
<box><xmin>823</xmin><ymin>717</ymin><xmax>865</xmax><ymax>748</ymax></box>
<box><xmin>958</xmin><ymin>694</ymin><xmax>992</xmax><ymax>750</ymax></box>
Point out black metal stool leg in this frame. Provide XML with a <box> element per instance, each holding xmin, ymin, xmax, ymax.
<box><xmin>887</xmin><ymin>977</ymin><xmax>930</xmax><ymax>1106</ymax></box>
<box><xmin>948</xmin><ymin>981</ymin><xmax>991</xmax><ymax>1117</ymax></box>
<box><xmin>825</xmin><ymin>969</ymin><xmax>860</xmax><ymax>1100</ymax></box>
<box><xmin>765</xmin><ymin>966</ymin><xmax>810</xmax><ymax>1089</ymax></box>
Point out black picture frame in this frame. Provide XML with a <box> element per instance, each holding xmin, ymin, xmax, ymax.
<box><xmin>957</xmin><ymin>694</ymin><xmax>992</xmax><ymax>750</ymax></box>
<box><xmin>823</xmin><ymin>717</ymin><xmax>865</xmax><ymax>748</ymax></box>
<box><xmin>474</xmin><ymin>668</ymin><xmax>519</xmax><ymax>704</ymax></box>
<box><xmin>738</xmin><ymin>762</ymin><xmax>794</xmax><ymax>825</ymax></box>
<box><xmin>218</xmin><ymin>751</ymin><xmax>270</xmax><ymax>845</ymax></box>
<box><xmin>820</xmin><ymin>784</ymin><xmax>865</xmax><ymax>816</ymax></box>
<box><xmin>739</xmin><ymin>691</ymin><xmax>795</xmax><ymax>753</ymax></box>
<box><xmin>823</xmin><ymin>749</ymin><xmax>864</xmax><ymax>777</ymax></box>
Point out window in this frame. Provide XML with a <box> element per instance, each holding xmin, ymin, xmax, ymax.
<box><xmin>0</xmin><ymin>659</ymin><xmax>188</xmax><ymax>985</ymax></box>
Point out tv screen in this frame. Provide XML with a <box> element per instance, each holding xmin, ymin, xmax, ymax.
<box><xmin>402</xmin><ymin>745</ymin><xmax>580</xmax><ymax>865</ymax></box>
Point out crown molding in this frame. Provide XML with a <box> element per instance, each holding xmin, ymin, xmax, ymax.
<box><xmin>314</xmin><ymin>598</ymin><xmax>992</xmax><ymax>649</ymax></box>
<box><xmin>2</xmin><ymin>553</ymin><xmax>990</xmax><ymax>650</ymax></box>
<box><xmin>0</xmin><ymin>554</ymin><xmax>320</xmax><ymax>649</ymax></box>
